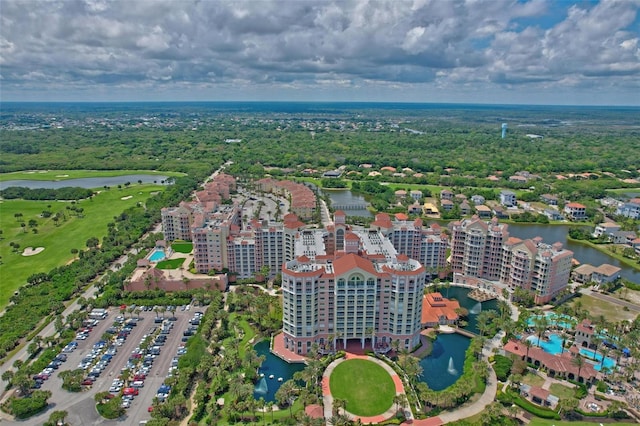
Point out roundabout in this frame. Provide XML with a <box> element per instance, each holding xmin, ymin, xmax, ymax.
<box><xmin>322</xmin><ymin>354</ymin><xmax>408</xmax><ymax>423</ymax></box>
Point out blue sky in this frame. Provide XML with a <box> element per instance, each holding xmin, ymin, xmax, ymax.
<box><xmin>1</xmin><ymin>0</ymin><xmax>639</xmax><ymax>105</ymax></box>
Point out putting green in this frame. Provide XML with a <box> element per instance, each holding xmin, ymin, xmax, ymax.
<box><xmin>329</xmin><ymin>359</ymin><xmax>395</xmax><ymax>416</ymax></box>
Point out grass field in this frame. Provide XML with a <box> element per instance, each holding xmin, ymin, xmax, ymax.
<box><xmin>329</xmin><ymin>359</ymin><xmax>395</xmax><ymax>416</ymax></box>
<box><xmin>549</xmin><ymin>383</ymin><xmax>575</xmax><ymax>399</ymax></box>
<box><xmin>521</xmin><ymin>372</ymin><xmax>545</xmax><ymax>387</ymax></box>
<box><xmin>0</xmin><ymin>184</ymin><xmax>166</xmax><ymax>308</ymax></box>
<box><xmin>567</xmin><ymin>294</ymin><xmax>637</xmax><ymax>322</ymax></box>
<box><xmin>171</xmin><ymin>242</ymin><xmax>193</xmax><ymax>253</ymax></box>
<box><xmin>0</xmin><ymin>169</ymin><xmax>186</xmax><ymax>181</ymax></box>
<box><xmin>156</xmin><ymin>258</ymin><xmax>186</xmax><ymax>269</ymax></box>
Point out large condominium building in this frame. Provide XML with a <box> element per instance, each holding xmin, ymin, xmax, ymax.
<box><xmin>449</xmin><ymin>216</ymin><xmax>573</xmax><ymax>304</ymax></box>
<box><xmin>191</xmin><ymin>205</ymin><xmax>241</xmax><ymax>273</ymax></box>
<box><xmin>369</xmin><ymin>213</ymin><xmax>448</xmax><ymax>275</ymax></box>
<box><xmin>501</xmin><ymin>237</ymin><xmax>573</xmax><ymax>304</ymax></box>
<box><xmin>255</xmin><ymin>178</ymin><xmax>316</xmax><ymax>220</ymax></box>
<box><xmin>161</xmin><ymin>202</ymin><xmax>193</xmax><ymax>242</ymax></box>
<box><xmin>281</xmin><ymin>213</ymin><xmax>426</xmax><ymax>355</ymax></box>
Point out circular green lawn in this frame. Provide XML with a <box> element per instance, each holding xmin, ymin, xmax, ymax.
<box><xmin>329</xmin><ymin>359</ymin><xmax>395</xmax><ymax>416</ymax></box>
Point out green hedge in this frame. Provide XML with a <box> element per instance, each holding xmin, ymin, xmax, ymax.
<box><xmin>493</xmin><ymin>354</ymin><xmax>513</xmax><ymax>381</ymax></box>
<box><xmin>498</xmin><ymin>389</ymin><xmax>560</xmax><ymax>420</ymax></box>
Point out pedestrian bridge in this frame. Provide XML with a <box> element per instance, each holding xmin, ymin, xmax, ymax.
<box><xmin>331</xmin><ymin>203</ymin><xmax>369</xmax><ymax>211</ymax></box>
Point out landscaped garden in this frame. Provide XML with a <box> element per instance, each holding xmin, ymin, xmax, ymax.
<box><xmin>329</xmin><ymin>359</ymin><xmax>396</xmax><ymax>417</ymax></box>
<box><xmin>171</xmin><ymin>241</ymin><xmax>193</xmax><ymax>253</ymax></box>
<box><xmin>155</xmin><ymin>258</ymin><xmax>187</xmax><ymax>269</ymax></box>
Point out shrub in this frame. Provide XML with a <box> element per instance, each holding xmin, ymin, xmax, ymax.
<box><xmin>493</xmin><ymin>354</ymin><xmax>513</xmax><ymax>381</ymax></box>
<box><xmin>8</xmin><ymin>390</ymin><xmax>51</xmax><ymax>419</ymax></box>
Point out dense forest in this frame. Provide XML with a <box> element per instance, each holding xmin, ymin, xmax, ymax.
<box><xmin>1</xmin><ymin>103</ymin><xmax>639</xmax><ymax>178</ymax></box>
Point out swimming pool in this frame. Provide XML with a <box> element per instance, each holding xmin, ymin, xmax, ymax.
<box><xmin>579</xmin><ymin>348</ymin><xmax>616</xmax><ymax>371</ymax></box>
<box><xmin>149</xmin><ymin>249</ymin><xmax>166</xmax><ymax>262</ymax></box>
<box><xmin>527</xmin><ymin>312</ymin><xmax>575</xmax><ymax>330</ymax></box>
<box><xmin>527</xmin><ymin>333</ymin><xmax>564</xmax><ymax>355</ymax></box>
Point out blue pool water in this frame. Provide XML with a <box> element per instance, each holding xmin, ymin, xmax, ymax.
<box><xmin>579</xmin><ymin>348</ymin><xmax>616</xmax><ymax>371</ymax></box>
<box><xmin>253</xmin><ymin>340</ymin><xmax>305</xmax><ymax>402</ymax></box>
<box><xmin>527</xmin><ymin>333</ymin><xmax>564</xmax><ymax>355</ymax></box>
<box><xmin>527</xmin><ymin>312</ymin><xmax>575</xmax><ymax>330</ymax></box>
<box><xmin>149</xmin><ymin>249</ymin><xmax>166</xmax><ymax>262</ymax></box>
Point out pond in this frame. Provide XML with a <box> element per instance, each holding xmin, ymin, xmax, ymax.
<box><xmin>438</xmin><ymin>286</ymin><xmax>499</xmax><ymax>335</ymax></box>
<box><xmin>419</xmin><ymin>333</ymin><xmax>470</xmax><ymax>391</ymax></box>
<box><xmin>253</xmin><ymin>340</ymin><xmax>305</xmax><ymax>402</ymax></box>
<box><xmin>0</xmin><ymin>174</ymin><xmax>172</xmax><ymax>190</ymax></box>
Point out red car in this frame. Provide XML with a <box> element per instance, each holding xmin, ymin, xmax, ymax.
<box><xmin>123</xmin><ymin>387</ymin><xmax>139</xmax><ymax>396</ymax></box>
<box><xmin>81</xmin><ymin>379</ymin><xmax>94</xmax><ymax>386</ymax></box>
<box><xmin>147</xmin><ymin>406</ymin><xmax>154</xmax><ymax>412</ymax></box>
<box><xmin>134</xmin><ymin>374</ymin><xmax>146</xmax><ymax>380</ymax></box>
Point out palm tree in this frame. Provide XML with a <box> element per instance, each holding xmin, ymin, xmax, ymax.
<box><xmin>523</xmin><ymin>339</ymin><xmax>533</xmax><ymax>363</ymax></box>
<box><xmin>572</xmin><ymin>355</ymin><xmax>585</xmax><ymax>383</ymax></box>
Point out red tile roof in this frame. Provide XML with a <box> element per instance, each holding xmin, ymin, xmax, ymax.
<box><xmin>332</xmin><ymin>253</ymin><xmax>378</xmax><ymax>276</ymax></box>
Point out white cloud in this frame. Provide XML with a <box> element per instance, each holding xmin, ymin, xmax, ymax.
<box><xmin>0</xmin><ymin>0</ymin><xmax>638</xmax><ymax>104</ymax></box>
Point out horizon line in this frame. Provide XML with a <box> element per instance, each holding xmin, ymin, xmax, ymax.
<box><xmin>2</xmin><ymin>100</ymin><xmax>639</xmax><ymax>108</ymax></box>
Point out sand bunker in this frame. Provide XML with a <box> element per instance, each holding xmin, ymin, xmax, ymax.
<box><xmin>121</xmin><ymin>195</ymin><xmax>133</xmax><ymax>200</ymax></box>
<box><xmin>22</xmin><ymin>247</ymin><xmax>45</xmax><ymax>256</ymax></box>
<box><xmin>56</xmin><ymin>174</ymin><xmax>69</xmax><ymax>177</ymax></box>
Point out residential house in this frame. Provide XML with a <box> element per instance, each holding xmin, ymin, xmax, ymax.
<box><xmin>571</xmin><ymin>264</ymin><xmax>597</xmax><ymax>284</ymax></box>
<box><xmin>509</xmin><ymin>175</ymin><xmax>529</xmax><ymax>184</ymax></box>
<box><xmin>500</xmin><ymin>190</ymin><xmax>517</xmax><ymax>207</ymax></box>
<box><xmin>492</xmin><ymin>205</ymin><xmax>509</xmax><ymax>219</ymax></box>
<box><xmin>423</xmin><ymin>202</ymin><xmax>439</xmax><ymax>215</ymax></box>
<box><xmin>408</xmin><ymin>201</ymin><xmax>422</xmax><ymax>215</ymax></box>
<box><xmin>609</xmin><ymin>230</ymin><xmax>637</xmax><ymax>244</ymax></box>
<box><xmin>394</xmin><ymin>189</ymin><xmax>408</xmax><ymax>200</ymax></box>
<box><xmin>459</xmin><ymin>201</ymin><xmax>472</xmax><ymax>216</ymax></box>
<box><xmin>440</xmin><ymin>199</ymin><xmax>454</xmax><ymax>211</ymax></box>
<box><xmin>540</xmin><ymin>194</ymin><xmax>559</xmax><ymax>205</ymax></box>
<box><xmin>471</xmin><ymin>195</ymin><xmax>485</xmax><ymax>205</ymax></box>
<box><xmin>475</xmin><ymin>204</ymin><xmax>492</xmax><ymax>218</ymax></box>
<box><xmin>440</xmin><ymin>189</ymin><xmax>454</xmax><ymax>200</ymax></box>
<box><xmin>616</xmin><ymin>199</ymin><xmax>640</xmax><ymax>219</ymax></box>
<box><xmin>593</xmin><ymin>222</ymin><xmax>621</xmax><ymax>239</ymax></box>
<box><xmin>592</xmin><ymin>264</ymin><xmax>621</xmax><ymax>284</ymax></box>
<box><xmin>564</xmin><ymin>202</ymin><xmax>587</xmax><ymax>221</ymax></box>
<box><xmin>410</xmin><ymin>190</ymin><xmax>423</xmax><ymax>201</ymax></box>
<box><xmin>544</xmin><ymin>209</ymin><xmax>564</xmax><ymax>221</ymax></box>
<box><xmin>632</xmin><ymin>238</ymin><xmax>640</xmax><ymax>255</ymax></box>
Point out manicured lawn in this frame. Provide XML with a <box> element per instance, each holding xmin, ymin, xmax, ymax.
<box><xmin>171</xmin><ymin>242</ymin><xmax>193</xmax><ymax>253</ymax></box>
<box><xmin>528</xmin><ymin>418</ymin><xmax>637</xmax><ymax>426</ymax></box>
<box><xmin>155</xmin><ymin>258</ymin><xmax>186</xmax><ymax>269</ymax></box>
<box><xmin>0</xmin><ymin>169</ymin><xmax>185</xmax><ymax>181</ymax></box>
<box><xmin>329</xmin><ymin>359</ymin><xmax>395</xmax><ymax>416</ymax></box>
<box><xmin>521</xmin><ymin>372</ymin><xmax>545</xmax><ymax>387</ymax></box>
<box><xmin>549</xmin><ymin>383</ymin><xmax>575</xmax><ymax>399</ymax></box>
<box><xmin>0</xmin><ymin>184</ymin><xmax>166</xmax><ymax>308</ymax></box>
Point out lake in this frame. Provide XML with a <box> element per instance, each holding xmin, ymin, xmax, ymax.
<box><xmin>0</xmin><ymin>175</ymin><xmax>172</xmax><ymax>190</ymax></box>
<box><xmin>322</xmin><ymin>188</ymin><xmax>372</xmax><ymax>217</ymax></box>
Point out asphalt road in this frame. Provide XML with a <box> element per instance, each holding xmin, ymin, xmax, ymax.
<box><xmin>579</xmin><ymin>288</ymin><xmax>640</xmax><ymax>312</ymax></box>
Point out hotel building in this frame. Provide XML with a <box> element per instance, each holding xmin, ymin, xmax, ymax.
<box><xmin>281</xmin><ymin>212</ymin><xmax>427</xmax><ymax>355</ymax></box>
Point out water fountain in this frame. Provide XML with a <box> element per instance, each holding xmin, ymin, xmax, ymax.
<box><xmin>254</xmin><ymin>377</ymin><xmax>268</xmax><ymax>395</ymax></box>
<box><xmin>447</xmin><ymin>357</ymin><xmax>458</xmax><ymax>376</ymax></box>
<box><xmin>470</xmin><ymin>302</ymin><xmax>482</xmax><ymax>315</ymax></box>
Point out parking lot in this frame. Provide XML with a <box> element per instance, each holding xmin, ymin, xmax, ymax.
<box><xmin>17</xmin><ymin>306</ymin><xmax>198</xmax><ymax>426</ymax></box>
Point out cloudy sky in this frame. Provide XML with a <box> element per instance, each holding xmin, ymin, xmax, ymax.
<box><xmin>1</xmin><ymin>0</ymin><xmax>639</xmax><ymax>105</ymax></box>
